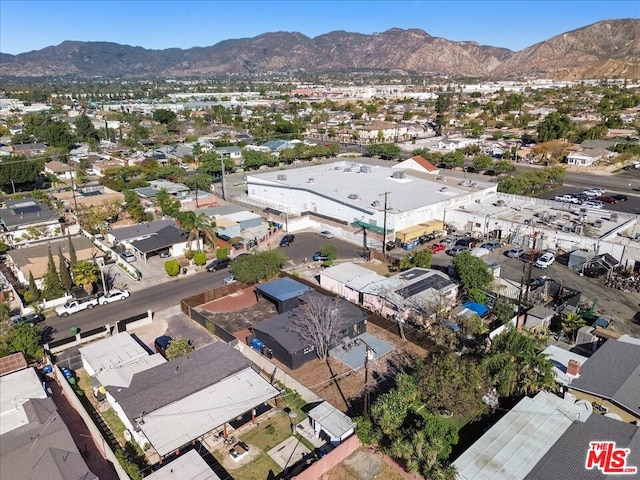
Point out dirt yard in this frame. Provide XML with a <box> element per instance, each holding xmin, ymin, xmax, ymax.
<box><xmin>269</xmin><ymin>322</ymin><xmax>429</xmax><ymax>414</ymax></box>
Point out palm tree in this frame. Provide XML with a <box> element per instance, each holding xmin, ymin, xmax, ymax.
<box><xmin>483</xmin><ymin>327</ymin><xmax>556</xmax><ymax>398</ymax></box>
<box><xmin>178</xmin><ymin>211</ymin><xmax>216</xmax><ymax>251</ymax></box>
<box><xmin>72</xmin><ymin>260</ymin><xmax>100</xmax><ymax>294</ymax></box>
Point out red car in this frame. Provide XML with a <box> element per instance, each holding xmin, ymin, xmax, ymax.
<box><xmin>430</xmin><ymin>243</ymin><xmax>447</xmax><ymax>253</ymax></box>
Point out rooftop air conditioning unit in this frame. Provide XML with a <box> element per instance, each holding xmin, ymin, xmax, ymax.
<box><xmin>371</xmin><ymin>200</ymin><xmax>380</xmax><ymax>207</ymax></box>
<box><xmin>343</xmin><ymin>168</ymin><xmax>352</xmax><ymax>173</ymax></box>
<box><xmin>391</xmin><ymin>171</ymin><xmax>406</xmax><ymax>179</ymax></box>
<box><xmin>440</xmin><ymin>186</ymin><xmax>448</xmax><ymax>192</ymax></box>
<box><xmin>610</xmin><ymin>213</ymin><xmax>619</xmax><ymax>222</ymax></box>
<box><xmin>360</xmin><ymin>166</ymin><xmax>371</xmax><ymax>173</ymax></box>
<box><xmin>496</xmin><ymin>200</ymin><xmax>506</xmax><ymax>207</ymax></box>
<box><xmin>307</xmin><ymin>178</ymin><xmax>314</xmax><ymax>183</ymax></box>
<box><xmin>575</xmin><ymin>225</ymin><xmax>583</xmax><ymax>234</ymax></box>
<box><xmin>277</xmin><ymin>174</ymin><xmax>287</xmax><ymax>181</ymax></box>
<box><xmin>580</xmin><ymin>208</ymin><xmax>587</xmax><ymax>214</ymax></box>
<box><xmin>348</xmin><ymin>194</ymin><xmax>360</xmax><ymax>200</ymax></box>
<box><xmin>334</xmin><ymin>166</ymin><xmax>342</xmax><ymax>170</ymax></box>
<box><xmin>593</xmin><ymin>220</ymin><xmax>603</xmax><ymax>229</ymax></box>
<box><xmin>475</xmin><ymin>199</ymin><xmax>481</xmax><ymax>203</ymax></box>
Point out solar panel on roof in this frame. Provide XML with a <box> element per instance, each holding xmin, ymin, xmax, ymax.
<box><xmin>398</xmin><ymin>269</ymin><xmax>429</xmax><ymax>281</ymax></box>
<box><xmin>396</xmin><ymin>275</ymin><xmax>451</xmax><ymax>299</ymax></box>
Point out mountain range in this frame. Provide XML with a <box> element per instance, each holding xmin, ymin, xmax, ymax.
<box><xmin>1</xmin><ymin>19</ymin><xmax>638</xmax><ymax>80</ymax></box>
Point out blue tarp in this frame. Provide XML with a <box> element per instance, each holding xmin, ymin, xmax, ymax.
<box><xmin>463</xmin><ymin>302</ymin><xmax>489</xmax><ymax>317</ymax></box>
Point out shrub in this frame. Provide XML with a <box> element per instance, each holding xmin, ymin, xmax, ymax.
<box><xmin>164</xmin><ymin>259</ymin><xmax>180</xmax><ymax>276</ymax></box>
<box><xmin>184</xmin><ymin>249</ymin><xmax>195</xmax><ymax>260</ymax></box>
<box><xmin>193</xmin><ymin>251</ymin><xmax>207</xmax><ymax>266</ymax></box>
<box><xmin>217</xmin><ymin>247</ymin><xmax>229</xmax><ymax>259</ymax></box>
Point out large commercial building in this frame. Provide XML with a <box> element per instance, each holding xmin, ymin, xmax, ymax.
<box><xmin>247</xmin><ymin>160</ymin><xmax>497</xmax><ymax>244</ymax></box>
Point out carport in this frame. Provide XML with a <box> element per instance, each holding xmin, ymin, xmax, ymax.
<box><xmin>256</xmin><ymin>277</ymin><xmax>313</xmax><ymax>314</ymax></box>
<box><xmin>130</xmin><ymin>225</ymin><xmax>191</xmax><ymax>263</ymax></box>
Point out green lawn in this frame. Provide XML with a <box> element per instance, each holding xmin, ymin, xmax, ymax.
<box><xmin>213</xmin><ymin>449</ymin><xmax>282</xmax><ymax>480</ymax></box>
<box><xmin>102</xmin><ymin>408</ymin><xmax>127</xmax><ymax>446</ymax></box>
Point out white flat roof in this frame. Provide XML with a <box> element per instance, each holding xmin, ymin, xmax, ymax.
<box><xmin>454</xmin><ymin>391</ymin><xmax>590</xmax><ymax>480</ymax></box>
<box><xmin>97</xmin><ymin>354</ymin><xmax>166</xmax><ymax>389</ymax></box>
<box><xmin>249</xmin><ymin>160</ymin><xmax>495</xmax><ymax>214</ymax></box>
<box><xmin>307</xmin><ymin>401</ymin><xmax>354</xmax><ymax>440</ymax></box>
<box><xmin>80</xmin><ymin>333</ymin><xmax>149</xmax><ymax>374</ymax></box>
<box><xmin>145</xmin><ymin>450</ymin><xmax>221</xmax><ymax>480</ymax></box>
<box><xmin>141</xmin><ymin>367</ymin><xmax>279</xmax><ymax>457</ymax></box>
<box><xmin>321</xmin><ymin>262</ymin><xmax>385</xmax><ymax>286</ymax></box>
<box><xmin>0</xmin><ymin>368</ymin><xmax>47</xmax><ymax>434</ymax></box>
<box><xmin>542</xmin><ymin>345</ymin><xmax>588</xmax><ymax>387</ymax></box>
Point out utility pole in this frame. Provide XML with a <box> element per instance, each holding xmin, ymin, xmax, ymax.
<box><xmin>361</xmin><ymin>339</ymin><xmax>377</xmax><ymax>421</ymax></box>
<box><xmin>379</xmin><ymin>191</ymin><xmax>391</xmax><ymax>254</ymax></box>
<box><xmin>220</xmin><ymin>157</ymin><xmax>227</xmax><ymax>200</ymax></box>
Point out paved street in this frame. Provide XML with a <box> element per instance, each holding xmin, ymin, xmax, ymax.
<box><xmin>44</xmin><ymin>268</ymin><xmax>229</xmax><ymax>340</ymax></box>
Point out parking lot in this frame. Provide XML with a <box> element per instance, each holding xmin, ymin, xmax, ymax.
<box><xmin>388</xmin><ymin>235</ymin><xmax>640</xmax><ymax>336</ymax></box>
<box><xmin>275</xmin><ymin>231</ymin><xmax>367</xmax><ymax>266</ymax></box>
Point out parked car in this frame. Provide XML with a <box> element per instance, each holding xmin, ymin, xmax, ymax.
<box><xmin>279</xmin><ymin>234</ymin><xmax>295</xmax><ymax>247</ymax></box>
<box><xmin>401</xmin><ymin>239</ymin><xmax>420</xmax><ymax>250</ymax></box>
<box><xmin>554</xmin><ymin>195</ymin><xmax>580</xmax><ymax>204</ymax></box>
<box><xmin>55</xmin><ymin>297</ymin><xmax>99</xmax><ymax>317</ymax></box>
<box><xmin>385</xmin><ymin>241</ymin><xmax>396</xmax><ymax>251</ymax></box>
<box><xmin>317</xmin><ymin>231</ymin><xmax>334</xmax><ymax>239</ymax></box>
<box><xmin>430</xmin><ymin>243</ymin><xmax>447</xmax><ymax>253</ymax></box>
<box><xmin>154</xmin><ymin>335</ymin><xmax>173</xmax><ymax>358</ymax></box>
<box><xmin>313</xmin><ymin>251</ymin><xmax>329</xmax><ymax>261</ymax></box>
<box><xmin>121</xmin><ymin>251</ymin><xmax>136</xmax><ymax>263</ymax></box>
<box><xmin>98</xmin><ymin>289</ymin><xmax>130</xmax><ymax>305</ymax></box>
<box><xmin>582</xmin><ymin>200</ymin><xmax>603</xmax><ymax>209</ymax></box>
<box><xmin>534</xmin><ymin>252</ymin><xmax>555</xmax><ymax>269</ymax></box>
<box><xmin>447</xmin><ymin>245</ymin><xmax>469</xmax><ymax>256</ymax></box>
<box><xmin>481</xmin><ymin>240</ymin><xmax>502</xmax><ymax>251</ymax></box>
<box><xmin>232</xmin><ymin>242</ymin><xmax>245</xmax><ymax>250</ymax></box>
<box><xmin>611</xmin><ymin>194</ymin><xmax>628</xmax><ymax>201</ymax></box>
<box><xmin>206</xmin><ymin>257</ymin><xmax>231</xmax><ymax>272</ymax></box>
<box><xmin>223</xmin><ymin>274</ymin><xmax>236</xmax><ymax>285</ymax></box>
<box><xmin>159</xmin><ymin>250</ymin><xmax>171</xmax><ymax>258</ymax></box>
<box><xmin>582</xmin><ymin>189</ymin><xmax>601</xmax><ymax>197</ymax></box>
<box><xmin>10</xmin><ymin>313</ymin><xmax>44</xmax><ymax>326</ymax></box>
<box><xmin>590</xmin><ymin>187</ymin><xmax>606</xmax><ymax>195</ymax></box>
<box><xmin>455</xmin><ymin>237</ymin><xmax>473</xmax><ymax>247</ymax></box>
<box><xmin>506</xmin><ymin>248</ymin><xmax>526</xmax><ymax>258</ymax></box>
<box><xmin>418</xmin><ymin>232</ymin><xmax>437</xmax><ymax>244</ymax></box>
<box><xmin>598</xmin><ymin>196</ymin><xmax>617</xmax><ymax>204</ymax></box>
<box><xmin>593</xmin><ymin>316</ymin><xmax>613</xmax><ymax>329</ymax></box>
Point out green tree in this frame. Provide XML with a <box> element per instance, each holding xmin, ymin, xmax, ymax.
<box><xmin>58</xmin><ymin>246</ymin><xmax>73</xmax><ymax>291</ymax></box>
<box><xmin>231</xmin><ymin>250</ymin><xmax>287</xmax><ymax>284</ymax></box>
<box><xmin>67</xmin><ymin>234</ymin><xmax>78</xmax><ymax>268</ymax></box>
<box><xmin>536</xmin><ymin>112</ymin><xmax>574</xmax><ymax>142</ymax></box>
<box><xmin>472</xmin><ymin>154</ymin><xmax>493</xmax><ymax>171</ymax></box>
<box><xmin>72</xmin><ymin>260</ymin><xmax>100</xmax><ymax>294</ymax></box>
<box><xmin>155</xmin><ymin>188</ymin><xmax>181</xmax><ymax>218</ymax></box>
<box><xmin>164</xmin><ymin>259</ymin><xmax>180</xmax><ymax>276</ymax></box>
<box><xmin>24</xmin><ymin>271</ymin><xmax>41</xmax><ymax>304</ymax></box>
<box><xmin>193</xmin><ymin>251</ymin><xmax>207</xmax><ymax>266</ymax></box>
<box><xmin>74</xmin><ymin>114</ymin><xmax>99</xmax><ymax>142</ymax></box>
<box><xmin>7</xmin><ymin>323</ymin><xmax>43</xmax><ymax>362</ymax></box>
<box><xmin>152</xmin><ymin>109</ymin><xmax>177</xmax><ymax>125</ymax></box>
<box><xmin>0</xmin><ymin>156</ymin><xmax>46</xmax><ymax>191</ymax></box>
<box><xmin>452</xmin><ymin>251</ymin><xmax>493</xmax><ymax>295</ymax></box>
<box><xmin>561</xmin><ymin>312</ymin><xmax>586</xmax><ymax>343</ymax></box>
<box><xmin>165</xmin><ymin>337</ymin><xmax>194</xmax><ymax>360</ymax></box>
<box><xmin>184</xmin><ymin>173</ymin><xmax>213</xmax><ymax>208</ymax></box>
<box><xmin>493</xmin><ymin>298</ymin><xmax>516</xmax><ymax>325</ymax></box>
<box><xmin>41</xmin><ymin>248</ymin><xmax>64</xmax><ymax>300</ymax></box>
<box><xmin>124</xmin><ymin>190</ymin><xmax>150</xmax><ymax>223</ymax></box>
<box><xmin>483</xmin><ymin>327</ymin><xmax>557</xmax><ymax>397</ymax></box>
<box><xmin>178</xmin><ymin>211</ymin><xmax>217</xmax><ymax>250</ymax></box>
<box><xmin>399</xmin><ymin>249</ymin><xmax>433</xmax><ymax>271</ymax></box>
<box><xmin>0</xmin><ymin>302</ymin><xmax>10</xmax><ymax>337</ymax></box>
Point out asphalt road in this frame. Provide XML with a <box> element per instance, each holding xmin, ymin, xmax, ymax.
<box><xmin>44</xmin><ymin>268</ymin><xmax>229</xmax><ymax>340</ymax></box>
<box><xmin>277</xmin><ymin>232</ymin><xmax>367</xmax><ymax>265</ymax></box>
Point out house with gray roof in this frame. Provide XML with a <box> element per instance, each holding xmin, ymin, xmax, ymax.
<box><xmin>568</xmin><ymin>339</ymin><xmax>640</xmax><ymax>423</ymax></box>
<box><xmin>107</xmin><ymin>342</ymin><xmax>279</xmax><ymax>458</ymax></box>
<box><xmin>214</xmin><ymin>146</ymin><xmax>243</xmax><ymax>165</ymax></box>
<box><xmin>0</xmin><ymin>198</ymin><xmax>61</xmax><ymax>246</ymax></box>
<box><xmin>0</xmin><ymin>368</ymin><xmax>97</xmax><ymax>480</ymax></box>
<box><xmin>251</xmin><ymin>291</ymin><xmax>368</xmax><ymax>369</ymax></box>
<box><xmin>107</xmin><ymin>219</ymin><xmax>176</xmax><ymax>244</ymax></box>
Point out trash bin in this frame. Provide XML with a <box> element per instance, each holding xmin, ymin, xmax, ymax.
<box><xmin>70</xmin><ymin>327</ymin><xmax>79</xmax><ymax>336</ymax></box>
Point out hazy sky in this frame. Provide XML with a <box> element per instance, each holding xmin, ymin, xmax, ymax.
<box><xmin>1</xmin><ymin>1</ymin><xmax>638</xmax><ymax>55</ymax></box>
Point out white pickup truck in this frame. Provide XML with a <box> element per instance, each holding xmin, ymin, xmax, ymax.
<box><xmin>55</xmin><ymin>298</ymin><xmax>99</xmax><ymax>317</ymax></box>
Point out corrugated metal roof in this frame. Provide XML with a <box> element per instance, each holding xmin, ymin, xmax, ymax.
<box><xmin>454</xmin><ymin>391</ymin><xmax>590</xmax><ymax>480</ymax></box>
<box><xmin>257</xmin><ymin>277</ymin><xmax>313</xmax><ymax>302</ymax></box>
<box><xmin>140</xmin><ymin>367</ymin><xmax>279</xmax><ymax>457</ymax></box>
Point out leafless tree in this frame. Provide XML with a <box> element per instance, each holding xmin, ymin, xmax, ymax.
<box><xmin>287</xmin><ymin>295</ymin><xmax>349</xmax><ymax>361</ymax></box>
